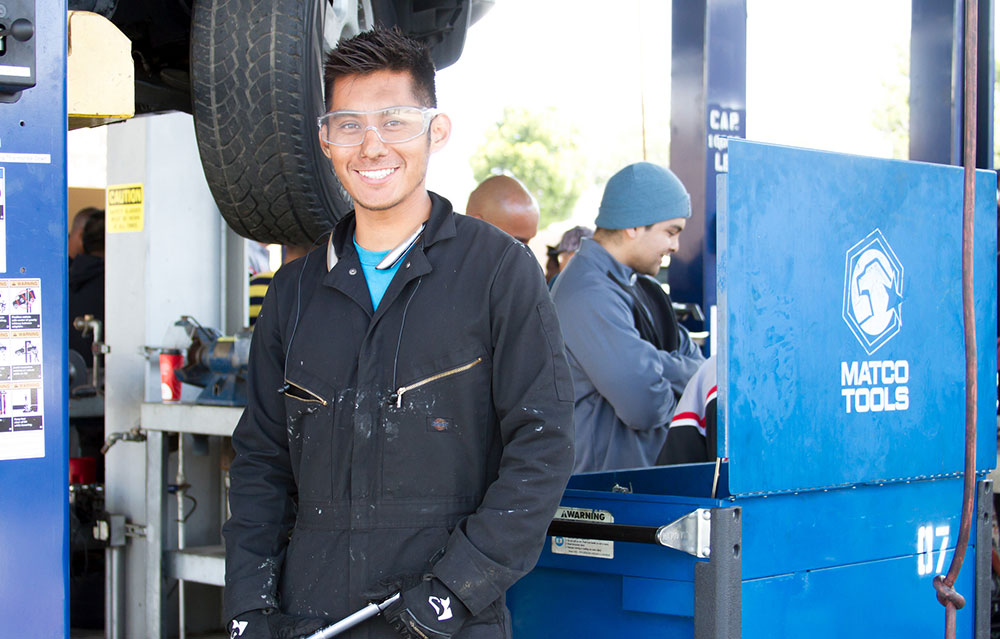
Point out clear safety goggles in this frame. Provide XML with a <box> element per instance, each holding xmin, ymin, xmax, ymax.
<box><xmin>317</xmin><ymin>106</ymin><xmax>439</xmax><ymax>146</ymax></box>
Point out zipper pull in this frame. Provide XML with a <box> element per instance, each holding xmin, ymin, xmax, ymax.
<box><xmin>390</xmin><ymin>388</ymin><xmax>404</xmax><ymax>409</ymax></box>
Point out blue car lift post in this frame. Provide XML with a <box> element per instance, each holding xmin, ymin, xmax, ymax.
<box><xmin>508</xmin><ymin>140</ymin><xmax>998</xmax><ymax>637</ymax></box>
<box><xmin>0</xmin><ymin>1</ymin><xmax>70</xmax><ymax>637</ymax></box>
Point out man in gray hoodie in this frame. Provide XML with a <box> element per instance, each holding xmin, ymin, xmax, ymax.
<box><xmin>551</xmin><ymin>162</ymin><xmax>705</xmax><ymax>473</ymax></box>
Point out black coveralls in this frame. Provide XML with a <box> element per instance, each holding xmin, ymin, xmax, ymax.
<box><xmin>224</xmin><ymin>194</ymin><xmax>575</xmax><ymax>638</ymax></box>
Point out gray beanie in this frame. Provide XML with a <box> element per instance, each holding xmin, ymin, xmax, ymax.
<box><xmin>595</xmin><ymin>162</ymin><xmax>691</xmax><ymax>229</ymax></box>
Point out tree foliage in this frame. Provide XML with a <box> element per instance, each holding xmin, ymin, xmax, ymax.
<box><xmin>872</xmin><ymin>43</ymin><xmax>910</xmax><ymax>160</ymax></box>
<box><xmin>471</xmin><ymin>107</ymin><xmax>588</xmax><ymax>228</ymax></box>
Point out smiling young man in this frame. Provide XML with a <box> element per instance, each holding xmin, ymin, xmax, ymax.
<box><xmin>550</xmin><ymin>162</ymin><xmax>705</xmax><ymax>474</ymax></box>
<box><xmin>223</xmin><ymin>27</ymin><xmax>574</xmax><ymax>639</ymax></box>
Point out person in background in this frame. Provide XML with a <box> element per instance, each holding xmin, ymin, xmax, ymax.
<box><xmin>248</xmin><ymin>245</ymin><xmax>311</xmax><ymax>327</ymax></box>
<box><xmin>68</xmin><ymin>210</ymin><xmax>105</xmax><ymax>367</ymax></box>
<box><xmin>68</xmin><ymin>207</ymin><xmax>100</xmax><ymax>265</ymax></box>
<box><xmin>68</xmin><ymin>210</ymin><xmax>106</xmax><ymax>477</ymax></box>
<box><xmin>224</xmin><ymin>27</ymin><xmax>574</xmax><ymax>639</ymax></box>
<box><xmin>656</xmin><ymin>355</ymin><xmax>717</xmax><ymax>465</ymax></box>
<box><xmin>465</xmin><ymin>174</ymin><xmax>540</xmax><ymax>244</ymax></box>
<box><xmin>545</xmin><ymin>225</ymin><xmax>593</xmax><ymax>284</ymax></box>
<box><xmin>246</xmin><ymin>241</ymin><xmax>272</xmax><ymax>276</ymax></box>
<box><xmin>551</xmin><ymin>162</ymin><xmax>705</xmax><ymax>473</ymax></box>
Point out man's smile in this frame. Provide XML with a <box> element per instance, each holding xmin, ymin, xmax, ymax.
<box><xmin>357</xmin><ymin>167</ymin><xmax>398</xmax><ymax>181</ymax></box>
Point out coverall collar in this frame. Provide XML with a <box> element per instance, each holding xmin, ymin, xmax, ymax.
<box><xmin>328</xmin><ymin>191</ymin><xmax>458</xmax><ymax>264</ymax></box>
<box><xmin>322</xmin><ymin>192</ymin><xmax>458</xmax><ymax>318</ymax></box>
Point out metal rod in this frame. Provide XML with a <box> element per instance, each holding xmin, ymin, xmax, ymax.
<box><xmin>89</xmin><ymin>317</ymin><xmax>103</xmax><ymax>390</ymax></box>
<box><xmin>934</xmin><ymin>1</ymin><xmax>978</xmax><ymax>636</ymax></box>
<box><xmin>176</xmin><ymin>433</ymin><xmax>186</xmax><ymax>639</ymax></box>
<box><xmin>305</xmin><ymin>593</ymin><xmax>401</xmax><ymax>639</ymax></box>
<box><xmin>547</xmin><ymin>519</ymin><xmax>661</xmax><ymax>545</ymax></box>
<box><xmin>105</xmin><ymin>545</ymin><xmax>124</xmax><ymax>639</ymax></box>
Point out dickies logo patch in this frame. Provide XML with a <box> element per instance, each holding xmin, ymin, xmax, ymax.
<box><xmin>427</xmin><ymin>417</ymin><xmax>455</xmax><ymax>433</ymax></box>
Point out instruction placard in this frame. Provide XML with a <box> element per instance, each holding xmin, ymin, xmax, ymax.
<box><xmin>0</xmin><ymin>278</ymin><xmax>43</xmax><ymax>460</ymax></box>
<box><xmin>0</xmin><ymin>167</ymin><xmax>8</xmax><ymax>272</ymax></box>
<box><xmin>551</xmin><ymin>506</ymin><xmax>615</xmax><ymax>559</ymax></box>
<box><xmin>106</xmin><ymin>183</ymin><xmax>144</xmax><ymax>233</ymax></box>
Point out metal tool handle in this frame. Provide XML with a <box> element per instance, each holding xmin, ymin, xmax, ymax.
<box><xmin>548</xmin><ymin>508</ymin><xmax>713</xmax><ymax>558</ymax></box>
<box><xmin>547</xmin><ymin>519</ymin><xmax>661</xmax><ymax>544</ymax></box>
<box><xmin>304</xmin><ymin>593</ymin><xmax>401</xmax><ymax>639</ymax></box>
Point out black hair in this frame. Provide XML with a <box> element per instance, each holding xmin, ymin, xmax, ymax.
<box><xmin>82</xmin><ymin>209</ymin><xmax>105</xmax><ymax>255</ymax></box>
<box><xmin>322</xmin><ymin>26</ymin><xmax>437</xmax><ymax>110</ymax></box>
<box><xmin>71</xmin><ymin>206</ymin><xmax>101</xmax><ymax>233</ymax></box>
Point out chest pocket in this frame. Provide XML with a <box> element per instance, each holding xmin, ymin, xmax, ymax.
<box><xmin>381</xmin><ymin>351</ymin><xmax>491</xmax><ymax>500</ymax></box>
<box><xmin>282</xmin><ymin>374</ymin><xmax>346</xmax><ymax>502</ymax></box>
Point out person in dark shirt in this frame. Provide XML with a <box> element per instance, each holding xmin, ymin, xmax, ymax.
<box><xmin>68</xmin><ymin>210</ymin><xmax>104</xmax><ymax>367</ymax></box>
<box><xmin>68</xmin><ymin>206</ymin><xmax>100</xmax><ymax>266</ymax></box>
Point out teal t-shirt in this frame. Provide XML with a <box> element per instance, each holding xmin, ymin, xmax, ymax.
<box><xmin>353</xmin><ymin>237</ymin><xmax>404</xmax><ymax>310</ymax></box>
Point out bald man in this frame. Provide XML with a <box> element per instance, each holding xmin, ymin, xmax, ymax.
<box><xmin>466</xmin><ymin>175</ymin><xmax>540</xmax><ymax>243</ymax></box>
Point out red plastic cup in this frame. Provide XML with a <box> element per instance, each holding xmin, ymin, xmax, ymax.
<box><xmin>159</xmin><ymin>349</ymin><xmax>183</xmax><ymax>402</ymax></box>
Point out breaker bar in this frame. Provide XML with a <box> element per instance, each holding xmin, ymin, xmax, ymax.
<box><xmin>547</xmin><ymin>508</ymin><xmax>712</xmax><ymax>558</ymax></box>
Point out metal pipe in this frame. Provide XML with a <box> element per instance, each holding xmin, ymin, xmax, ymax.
<box><xmin>933</xmin><ymin>0</ymin><xmax>978</xmax><ymax>635</ymax></box>
<box><xmin>105</xmin><ymin>545</ymin><xmax>124</xmax><ymax>639</ymax></box>
<box><xmin>176</xmin><ymin>433</ymin><xmax>187</xmax><ymax>639</ymax></box>
<box><xmin>72</xmin><ymin>314</ymin><xmax>106</xmax><ymax>390</ymax></box>
<box><xmin>305</xmin><ymin>593</ymin><xmax>401</xmax><ymax>639</ymax></box>
<box><xmin>547</xmin><ymin>519</ymin><xmax>662</xmax><ymax>545</ymax></box>
<box><xmin>88</xmin><ymin>317</ymin><xmax>103</xmax><ymax>389</ymax></box>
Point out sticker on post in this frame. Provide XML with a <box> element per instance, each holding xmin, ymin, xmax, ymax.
<box><xmin>0</xmin><ymin>168</ymin><xmax>7</xmax><ymax>272</ymax></box>
<box><xmin>0</xmin><ymin>278</ymin><xmax>43</xmax><ymax>460</ymax></box>
<box><xmin>551</xmin><ymin>506</ymin><xmax>614</xmax><ymax>559</ymax></box>
<box><xmin>106</xmin><ymin>183</ymin><xmax>144</xmax><ymax>233</ymax></box>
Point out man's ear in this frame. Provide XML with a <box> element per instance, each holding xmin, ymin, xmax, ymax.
<box><xmin>318</xmin><ymin>129</ymin><xmax>334</xmax><ymax>160</ymax></box>
<box><xmin>428</xmin><ymin>113</ymin><xmax>452</xmax><ymax>153</ymax></box>
<box><xmin>623</xmin><ymin>227</ymin><xmax>640</xmax><ymax>239</ymax></box>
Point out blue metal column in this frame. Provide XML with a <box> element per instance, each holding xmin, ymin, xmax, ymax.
<box><xmin>0</xmin><ymin>1</ymin><xmax>69</xmax><ymax>637</ymax></box>
<box><xmin>910</xmin><ymin>0</ymin><xmax>994</xmax><ymax>168</ymax></box>
<box><xmin>669</xmin><ymin>0</ymin><xmax>746</xmax><ymax>333</ymax></box>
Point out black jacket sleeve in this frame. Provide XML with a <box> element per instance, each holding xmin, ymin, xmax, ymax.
<box><xmin>433</xmin><ymin>243</ymin><xmax>576</xmax><ymax>615</ymax></box>
<box><xmin>223</xmin><ymin>278</ymin><xmax>298</xmax><ymax>619</ymax></box>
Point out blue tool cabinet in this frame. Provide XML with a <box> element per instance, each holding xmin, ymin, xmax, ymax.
<box><xmin>509</xmin><ymin>141</ymin><xmax>998</xmax><ymax>637</ymax></box>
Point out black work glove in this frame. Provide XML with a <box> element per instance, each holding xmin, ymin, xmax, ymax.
<box><xmin>228</xmin><ymin>608</ymin><xmax>327</xmax><ymax>639</ymax></box>
<box><xmin>382</xmin><ymin>574</ymin><xmax>470</xmax><ymax>639</ymax></box>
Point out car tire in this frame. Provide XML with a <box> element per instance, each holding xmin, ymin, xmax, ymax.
<box><xmin>190</xmin><ymin>0</ymin><xmax>354</xmax><ymax>246</ymax></box>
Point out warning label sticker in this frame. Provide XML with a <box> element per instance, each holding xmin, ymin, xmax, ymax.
<box><xmin>0</xmin><ymin>167</ymin><xmax>8</xmax><ymax>273</ymax></box>
<box><xmin>107</xmin><ymin>183</ymin><xmax>144</xmax><ymax>233</ymax></box>
<box><xmin>0</xmin><ymin>278</ymin><xmax>43</xmax><ymax>461</ymax></box>
<box><xmin>551</xmin><ymin>506</ymin><xmax>615</xmax><ymax>559</ymax></box>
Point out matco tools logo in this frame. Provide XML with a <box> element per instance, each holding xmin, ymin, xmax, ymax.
<box><xmin>842</xmin><ymin>228</ymin><xmax>904</xmax><ymax>355</ymax></box>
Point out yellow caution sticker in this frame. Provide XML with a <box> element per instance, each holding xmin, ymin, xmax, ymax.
<box><xmin>106</xmin><ymin>183</ymin><xmax>144</xmax><ymax>233</ymax></box>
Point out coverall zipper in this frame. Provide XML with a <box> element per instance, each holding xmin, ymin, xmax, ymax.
<box><xmin>282</xmin><ymin>379</ymin><xmax>328</xmax><ymax>405</ymax></box>
<box><xmin>390</xmin><ymin>357</ymin><xmax>483</xmax><ymax>408</ymax></box>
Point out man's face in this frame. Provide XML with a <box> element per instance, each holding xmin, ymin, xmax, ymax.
<box><xmin>68</xmin><ymin>226</ymin><xmax>85</xmax><ymax>259</ymax></box>
<box><xmin>319</xmin><ymin>70</ymin><xmax>449</xmax><ymax>215</ymax></box>
<box><xmin>626</xmin><ymin>217</ymin><xmax>687</xmax><ymax>276</ymax></box>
